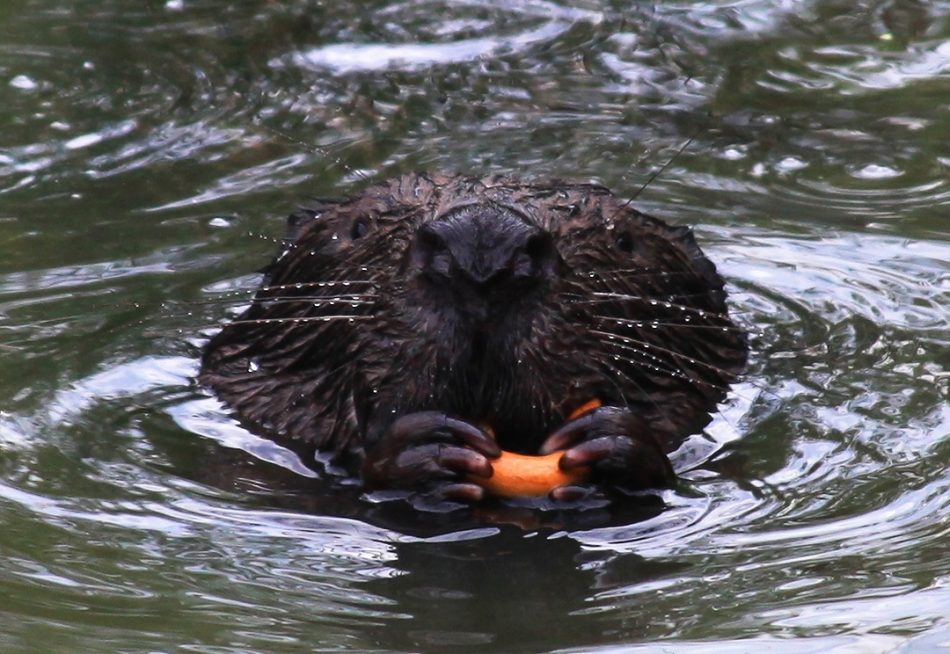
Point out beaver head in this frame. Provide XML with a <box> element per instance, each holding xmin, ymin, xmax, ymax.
<box><xmin>200</xmin><ymin>172</ymin><xmax>747</xmax><ymax>487</ymax></box>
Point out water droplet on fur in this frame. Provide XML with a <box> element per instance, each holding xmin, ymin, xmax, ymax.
<box><xmin>248</xmin><ymin>361</ymin><xmax>260</xmax><ymax>372</ymax></box>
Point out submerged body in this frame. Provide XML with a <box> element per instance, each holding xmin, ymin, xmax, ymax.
<box><xmin>200</xmin><ymin>173</ymin><xmax>747</xmax><ymax>505</ymax></box>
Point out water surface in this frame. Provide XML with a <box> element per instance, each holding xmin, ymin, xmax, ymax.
<box><xmin>1</xmin><ymin>1</ymin><xmax>948</xmax><ymax>652</ymax></box>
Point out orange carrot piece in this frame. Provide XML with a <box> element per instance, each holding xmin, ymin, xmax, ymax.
<box><xmin>471</xmin><ymin>400</ymin><xmax>600</xmax><ymax>497</ymax></box>
<box><xmin>473</xmin><ymin>450</ymin><xmax>587</xmax><ymax>498</ymax></box>
<box><xmin>568</xmin><ymin>399</ymin><xmax>602</xmax><ymax>420</ymax></box>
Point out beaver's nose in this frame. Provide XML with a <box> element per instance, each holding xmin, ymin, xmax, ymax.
<box><xmin>415</xmin><ymin>204</ymin><xmax>555</xmax><ymax>286</ymax></box>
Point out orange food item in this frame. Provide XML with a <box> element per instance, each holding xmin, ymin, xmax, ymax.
<box><xmin>474</xmin><ymin>450</ymin><xmax>587</xmax><ymax>498</ymax></box>
<box><xmin>568</xmin><ymin>398</ymin><xmax>602</xmax><ymax>420</ymax></box>
<box><xmin>470</xmin><ymin>400</ymin><xmax>600</xmax><ymax>498</ymax></box>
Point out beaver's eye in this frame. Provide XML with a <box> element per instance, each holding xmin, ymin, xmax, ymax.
<box><xmin>615</xmin><ymin>231</ymin><xmax>634</xmax><ymax>253</ymax></box>
<box><xmin>351</xmin><ymin>217</ymin><xmax>371</xmax><ymax>240</ymax></box>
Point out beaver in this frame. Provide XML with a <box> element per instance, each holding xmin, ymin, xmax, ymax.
<box><xmin>199</xmin><ymin>172</ymin><xmax>747</xmax><ymax>506</ymax></box>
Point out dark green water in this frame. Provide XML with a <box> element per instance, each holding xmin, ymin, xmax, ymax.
<box><xmin>1</xmin><ymin>1</ymin><xmax>948</xmax><ymax>652</ymax></box>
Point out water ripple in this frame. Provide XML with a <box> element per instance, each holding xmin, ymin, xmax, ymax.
<box><xmin>1</xmin><ymin>0</ymin><xmax>949</xmax><ymax>651</ymax></box>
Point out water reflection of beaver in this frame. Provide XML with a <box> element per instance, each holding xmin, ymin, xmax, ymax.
<box><xmin>200</xmin><ymin>172</ymin><xmax>747</xmax><ymax>506</ymax></box>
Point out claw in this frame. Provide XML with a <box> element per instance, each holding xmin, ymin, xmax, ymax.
<box><xmin>538</xmin><ymin>405</ymin><xmax>676</xmax><ymax>493</ymax></box>
<box><xmin>362</xmin><ymin>411</ymin><xmax>500</xmax><ymax>498</ymax></box>
<box><xmin>558</xmin><ymin>436</ymin><xmax>616</xmax><ymax>469</ymax></box>
<box><xmin>437</xmin><ymin>445</ymin><xmax>493</xmax><ymax>478</ymax></box>
<box><xmin>390</xmin><ymin>412</ymin><xmax>500</xmax><ymax>457</ymax></box>
<box><xmin>549</xmin><ymin>484</ymin><xmax>597</xmax><ymax>503</ymax></box>
<box><xmin>436</xmin><ymin>483</ymin><xmax>486</xmax><ymax>503</ymax></box>
<box><xmin>539</xmin><ymin>411</ymin><xmax>601</xmax><ymax>454</ymax></box>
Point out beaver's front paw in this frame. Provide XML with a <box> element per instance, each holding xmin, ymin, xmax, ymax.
<box><xmin>361</xmin><ymin>411</ymin><xmax>500</xmax><ymax>503</ymax></box>
<box><xmin>539</xmin><ymin>406</ymin><xmax>675</xmax><ymax>500</ymax></box>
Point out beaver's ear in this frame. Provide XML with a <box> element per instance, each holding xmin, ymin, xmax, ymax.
<box><xmin>252</xmin><ymin>199</ymin><xmax>347</xmax><ymax>276</ymax></box>
<box><xmin>667</xmin><ymin>223</ymin><xmax>703</xmax><ymax>263</ymax></box>
<box><xmin>667</xmin><ymin>222</ymin><xmax>725</xmax><ymax>294</ymax></box>
<box><xmin>287</xmin><ymin>197</ymin><xmax>344</xmax><ymax>241</ymax></box>
<box><xmin>668</xmin><ymin>224</ymin><xmax>693</xmax><ymax>241</ymax></box>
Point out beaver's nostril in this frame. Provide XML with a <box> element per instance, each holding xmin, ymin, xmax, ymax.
<box><xmin>524</xmin><ymin>232</ymin><xmax>554</xmax><ymax>267</ymax></box>
<box><xmin>416</xmin><ymin>223</ymin><xmax>449</xmax><ymax>255</ymax></box>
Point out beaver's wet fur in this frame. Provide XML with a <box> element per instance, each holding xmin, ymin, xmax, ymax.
<box><xmin>200</xmin><ymin>172</ymin><xmax>747</xmax><ymax>505</ymax></box>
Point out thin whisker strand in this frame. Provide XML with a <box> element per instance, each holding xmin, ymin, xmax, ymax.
<box><xmin>225</xmin><ymin>315</ymin><xmax>374</xmax><ymax>327</ymax></box>
<box><xmin>257</xmin><ymin>122</ymin><xmax>371</xmax><ymax>183</ymax></box>
<box><xmin>593</xmin><ymin>268</ymin><xmax>702</xmax><ymax>279</ymax></box>
<box><xmin>560</xmin><ymin>291</ymin><xmax>736</xmax><ymax>322</ymax></box>
<box><xmin>593</xmin><ymin>359</ymin><xmax>664</xmax><ymax>415</ymax></box>
<box><xmin>187</xmin><ymin>293</ymin><xmax>379</xmax><ymax>307</ymax></box>
<box><xmin>590</xmin><ymin>329</ymin><xmax>743</xmax><ymax>381</ymax></box>
<box><xmin>606</xmin><ymin>130</ymin><xmax>699</xmax><ymax>223</ymax></box>
<box><xmin>594</xmin><ymin>334</ymin><xmax>730</xmax><ymax>393</ymax></box>
<box><xmin>257</xmin><ymin>280</ymin><xmax>378</xmax><ymax>293</ymax></box>
<box><xmin>593</xmin><ymin>315</ymin><xmax>748</xmax><ymax>333</ymax></box>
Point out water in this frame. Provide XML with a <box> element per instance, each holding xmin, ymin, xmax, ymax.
<box><xmin>1</xmin><ymin>0</ymin><xmax>948</xmax><ymax>652</ymax></box>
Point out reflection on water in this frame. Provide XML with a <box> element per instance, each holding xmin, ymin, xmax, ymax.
<box><xmin>1</xmin><ymin>0</ymin><xmax>948</xmax><ymax>652</ymax></box>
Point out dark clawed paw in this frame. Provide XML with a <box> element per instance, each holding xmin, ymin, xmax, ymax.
<box><xmin>426</xmin><ymin>482</ymin><xmax>486</xmax><ymax>503</ymax></box>
<box><xmin>385</xmin><ymin>412</ymin><xmax>500</xmax><ymax>458</ymax></box>
<box><xmin>362</xmin><ymin>411</ymin><xmax>498</xmax><ymax>502</ymax></box>
<box><xmin>540</xmin><ymin>406</ymin><xmax>676</xmax><ymax>493</ymax></box>
<box><xmin>549</xmin><ymin>484</ymin><xmax>599</xmax><ymax>503</ymax></box>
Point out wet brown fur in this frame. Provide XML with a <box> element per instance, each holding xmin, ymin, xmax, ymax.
<box><xmin>200</xmin><ymin>172</ymin><xmax>747</xmax><ymax>473</ymax></box>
